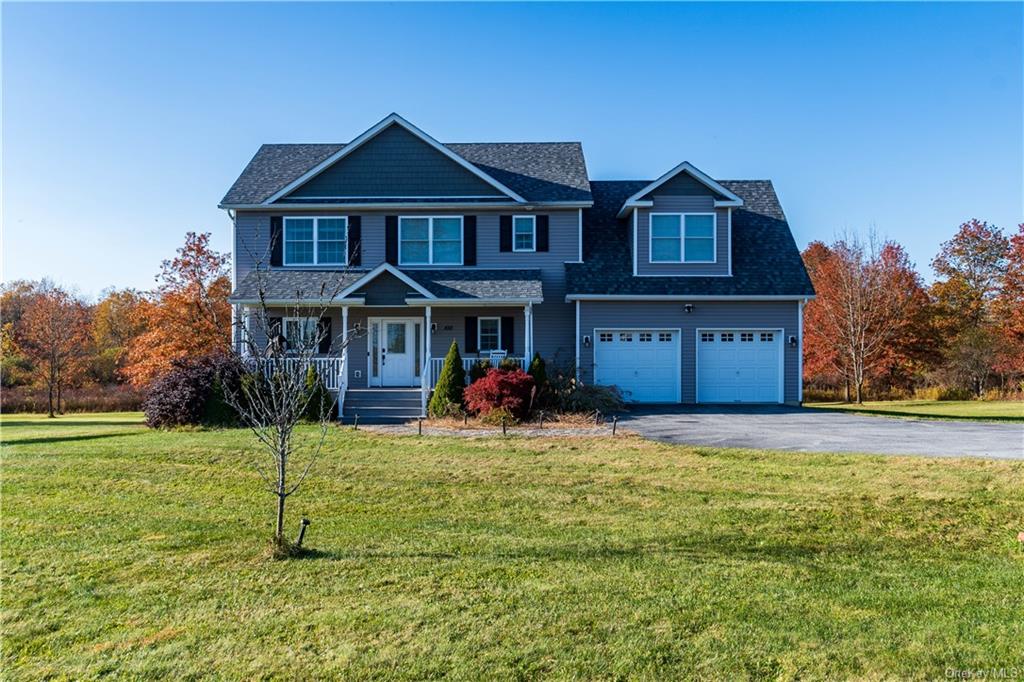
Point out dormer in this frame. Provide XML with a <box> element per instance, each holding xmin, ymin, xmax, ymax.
<box><xmin>618</xmin><ymin>162</ymin><xmax>743</xmax><ymax>277</ymax></box>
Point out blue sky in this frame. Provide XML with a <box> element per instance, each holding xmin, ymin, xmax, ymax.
<box><xmin>3</xmin><ymin>2</ymin><xmax>1021</xmax><ymax>298</ymax></box>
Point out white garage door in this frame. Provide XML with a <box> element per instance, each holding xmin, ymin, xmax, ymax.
<box><xmin>594</xmin><ymin>329</ymin><xmax>680</xmax><ymax>403</ymax></box>
<box><xmin>697</xmin><ymin>329</ymin><xmax>782</xmax><ymax>403</ymax></box>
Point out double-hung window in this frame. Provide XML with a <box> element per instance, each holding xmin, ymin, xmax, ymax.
<box><xmin>649</xmin><ymin>213</ymin><xmax>716</xmax><ymax>263</ymax></box>
<box><xmin>284</xmin><ymin>217</ymin><xmax>347</xmax><ymax>265</ymax></box>
<box><xmin>399</xmin><ymin>216</ymin><xmax>463</xmax><ymax>265</ymax></box>
<box><xmin>283</xmin><ymin>317</ymin><xmax>318</xmax><ymax>351</ymax></box>
<box><xmin>513</xmin><ymin>216</ymin><xmax>536</xmax><ymax>252</ymax></box>
<box><xmin>478</xmin><ymin>317</ymin><xmax>501</xmax><ymax>352</ymax></box>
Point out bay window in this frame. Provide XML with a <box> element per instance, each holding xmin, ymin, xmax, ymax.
<box><xmin>399</xmin><ymin>216</ymin><xmax>463</xmax><ymax>265</ymax></box>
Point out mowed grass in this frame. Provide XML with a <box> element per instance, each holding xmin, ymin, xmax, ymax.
<box><xmin>2</xmin><ymin>413</ymin><xmax>1023</xmax><ymax>680</ymax></box>
<box><xmin>807</xmin><ymin>399</ymin><xmax>1024</xmax><ymax>422</ymax></box>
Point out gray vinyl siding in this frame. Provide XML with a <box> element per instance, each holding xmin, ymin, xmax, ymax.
<box><xmin>578</xmin><ymin>300</ymin><xmax>800</xmax><ymax>404</ymax></box>
<box><xmin>233</xmin><ymin>208</ymin><xmax>579</xmax><ymax>366</ymax></box>
<box><xmin>283</xmin><ymin>124</ymin><xmax>505</xmax><ymax>200</ymax></box>
<box><xmin>635</xmin><ymin>197</ymin><xmax>731</xmax><ymax>277</ymax></box>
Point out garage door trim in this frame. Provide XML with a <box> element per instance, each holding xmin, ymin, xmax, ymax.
<box><xmin>695</xmin><ymin>327</ymin><xmax>785</xmax><ymax>404</ymax></box>
<box><xmin>594</xmin><ymin>327</ymin><xmax>682</xmax><ymax>403</ymax></box>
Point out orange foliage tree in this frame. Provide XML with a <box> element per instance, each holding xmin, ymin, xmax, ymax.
<box><xmin>801</xmin><ymin>234</ymin><xmax>927</xmax><ymax>402</ymax></box>
<box><xmin>993</xmin><ymin>224</ymin><xmax>1024</xmax><ymax>382</ymax></box>
<box><xmin>91</xmin><ymin>288</ymin><xmax>148</xmax><ymax>383</ymax></box>
<box><xmin>930</xmin><ymin>220</ymin><xmax>1009</xmax><ymax>395</ymax></box>
<box><xmin>19</xmin><ymin>285</ymin><xmax>92</xmax><ymax>416</ymax></box>
<box><xmin>124</xmin><ymin>232</ymin><xmax>231</xmax><ymax>386</ymax></box>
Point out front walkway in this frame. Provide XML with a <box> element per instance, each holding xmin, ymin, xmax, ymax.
<box><xmin>618</xmin><ymin>405</ymin><xmax>1024</xmax><ymax>459</ymax></box>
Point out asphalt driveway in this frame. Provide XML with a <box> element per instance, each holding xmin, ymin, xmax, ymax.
<box><xmin>619</xmin><ymin>406</ymin><xmax>1023</xmax><ymax>459</ymax></box>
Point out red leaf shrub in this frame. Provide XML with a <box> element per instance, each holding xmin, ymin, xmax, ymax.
<box><xmin>463</xmin><ymin>368</ymin><xmax>535</xmax><ymax>421</ymax></box>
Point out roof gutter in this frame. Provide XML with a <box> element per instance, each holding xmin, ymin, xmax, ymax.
<box><xmin>565</xmin><ymin>294</ymin><xmax>817</xmax><ymax>302</ymax></box>
<box><xmin>220</xmin><ymin>201</ymin><xmax>593</xmax><ymax>211</ymax></box>
<box><xmin>404</xmin><ymin>297</ymin><xmax>543</xmax><ymax>306</ymax></box>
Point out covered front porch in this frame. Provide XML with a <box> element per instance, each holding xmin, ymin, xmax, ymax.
<box><xmin>231</xmin><ymin>263</ymin><xmax>543</xmax><ymax>418</ymax></box>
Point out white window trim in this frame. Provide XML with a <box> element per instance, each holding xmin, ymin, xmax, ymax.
<box><xmin>398</xmin><ymin>215</ymin><xmax>464</xmax><ymax>266</ymax></box>
<box><xmin>478</xmin><ymin>316</ymin><xmax>502</xmax><ymax>352</ymax></box>
<box><xmin>512</xmin><ymin>215</ymin><xmax>537</xmax><ymax>253</ymax></box>
<box><xmin>283</xmin><ymin>216</ymin><xmax>348</xmax><ymax>266</ymax></box>
<box><xmin>648</xmin><ymin>212</ymin><xmax>717</xmax><ymax>264</ymax></box>
<box><xmin>282</xmin><ymin>316</ymin><xmax>319</xmax><ymax>353</ymax></box>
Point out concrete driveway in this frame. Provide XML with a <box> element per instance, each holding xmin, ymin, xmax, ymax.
<box><xmin>619</xmin><ymin>406</ymin><xmax>1024</xmax><ymax>459</ymax></box>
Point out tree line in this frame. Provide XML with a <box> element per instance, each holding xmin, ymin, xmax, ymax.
<box><xmin>1</xmin><ymin>232</ymin><xmax>231</xmax><ymax>416</ymax></box>
<box><xmin>3</xmin><ymin>220</ymin><xmax>1022</xmax><ymax>415</ymax></box>
<box><xmin>803</xmin><ymin>219</ymin><xmax>1023</xmax><ymax>402</ymax></box>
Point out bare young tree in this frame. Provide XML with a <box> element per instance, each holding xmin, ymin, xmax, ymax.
<box><xmin>813</xmin><ymin>232</ymin><xmax>913</xmax><ymax>404</ymax></box>
<box><xmin>222</xmin><ymin>263</ymin><xmax>356</xmax><ymax>555</ymax></box>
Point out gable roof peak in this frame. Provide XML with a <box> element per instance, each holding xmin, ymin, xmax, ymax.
<box><xmin>262</xmin><ymin>113</ymin><xmax>528</xmax><ymax>205</ymax></box>
<box><xmin>615</xmin><ymin>161</ymin><xmax>744</xmax><ymax>218</ymax></box>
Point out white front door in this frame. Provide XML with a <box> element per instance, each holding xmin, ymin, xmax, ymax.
<box><xmin>375</xmin><ymin>318</ymin><xmax>421</xmax><ymax>387</ymax></box>
<box><xmin>696</xmin><ymin>329</ymin><xmax>783</xmax><ymax>403</ymax></box>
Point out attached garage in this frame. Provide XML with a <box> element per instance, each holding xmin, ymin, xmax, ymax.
<box><xmin>696</xmin><ymin>329</ymin><xmax>783</xmax><ymax>403</ymax></box>
<box><xmin>594</xmin><ymin>328</ymin><xmax>680</xmax><ymax>403</ymax></box>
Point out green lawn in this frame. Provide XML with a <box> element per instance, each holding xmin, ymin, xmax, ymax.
<box><xmin>3</xmin><ymin>413</ymin><xmax>1023</xmax><ymax>680</ymax></box>
<box><xmin>807</xmin><ymin>399</ymin><xmax>1024</xmax><ymax>422</ymax></box>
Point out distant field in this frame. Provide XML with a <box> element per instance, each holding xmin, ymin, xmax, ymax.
<box><xmin>3</xmin><ymin>413</ymin><xmax>1023</xmax><ymax>679</ymax></box>
<box><xmin>807</xmin><ymin>399</ymin><xmax>1023</xmax><ymax>422</ymax></box>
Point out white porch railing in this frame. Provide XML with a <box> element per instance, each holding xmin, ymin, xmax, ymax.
<box><xmin>428</xmin><ymin>357</ymin><xmax>527</xmax><ymax>388</ymax></box>
<box><xmin>252</xmin><ymin>357</ymin><xmax>345</xmax><ymax>392</ymax></box>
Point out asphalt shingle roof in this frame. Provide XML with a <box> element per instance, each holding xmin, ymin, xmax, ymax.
<box><xmin>566</xmin><ymin>180</ymin><xmax>815</xmax><ymax>297</ymax></box>
<box><xmin>221</xmin><ymin>142</ymin><xmax>591</xmax><ymax>205</ymax></box>
<box><xmin>230</xmin><ymin>268</ymin><xmax>543</xmax><ymax>302</ymax></box>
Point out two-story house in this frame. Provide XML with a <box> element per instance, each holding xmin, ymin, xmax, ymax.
<box><xmin>222</xmin><ymin>114</ymin><xmax>814</xmax><ymax>421</ymax></box>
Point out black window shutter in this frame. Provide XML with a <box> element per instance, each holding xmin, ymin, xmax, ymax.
<box><xmin>385</xmin><ymin>216</ymin><xmax>398</xmax><ymax>265</ymax></box>
<box><xmin>317</xmin><ymin>318</ymin><xmax>332</xmax><ymax>354</ymax></box>
<box><xmin>465</xmin><ymin>317</ymin><xmax>479</xmax><ymax>354</ymax></box>
<box><xmin>347</xmin><ymin>216</ymin><xmax>362</xmax><ymax>266</ymax></box>
<box><xmin>463</xmin><ymin>216</ymin><xmax>477</xmax><ymax>266</ymax></box>
<box><xmin>501</xmin><ymin>316</ymin><xmax>514</xmax><ymax>354</ymax></box>
<box><xmin>499</xmin><ymin>215</ymin><xmax>513</xmax><ymax>252</ymax></box>
<box><xmin>536</xmin><ymin>215</ymin><xmax>550</xmax><ymax>252</ymax></box>
<box><xmin>270</xmin><ymin>216</ymin><xmax>283</xmax><ymax>266</ymax></box>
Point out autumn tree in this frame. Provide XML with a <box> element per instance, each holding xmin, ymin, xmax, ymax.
<box><xmin>992</xmin><ymin>224</ymin><xmax>1024</xmax><ymax>383</ymax></box>
<box><xmin>1</xmin><ymin>280</ymin><xmax>41</xmax><ymax>388</ymax></box>
<box><xmin>91</xmin><ymin>288</ymin><xmax>148</xmax><ymax>382</ymax></box>
<box><xmin>124</xmin><ymin>232</ymin><xmax>231</xmax><ymax>386</ymax></box>
<box><xmin>19</xmin><ymin>285</ymin><xmax>91</xmax><ymax>417</ymax></box>
<box><xmin>801</xmin><ymin>242</ymin><xmax>844</xmax><ymax>391</ymax></box>
<box><xmin>804</xmin><ymin>233</ymin><xmax>917</xmax><ymax>403</ymax></box>
<box><xmin>930</xmin><ymin>220</ymin><xmax>1010</xmax><ymax>395</ymax></box>
<box><xmin>870</xmin><ymin>242</ymin><xmax>940</xmax><ymax>393</ymax></box>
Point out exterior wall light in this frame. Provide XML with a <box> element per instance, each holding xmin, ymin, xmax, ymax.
<box><xmin>684</xmin><ymin>304</ymin><xmax>694</xmax><ymax>313</ymax></box>
<box><xmin>430</xmin><ymin>322</ymin><xmax>437</xmax><ymax>333</ymax></box>
<box><xmin>789</xmin><ymin>335</ymin><xmax>798</xmax><ymax>347</ymax></box>
<box><xmin>583</xmin><ymin>335</ymin><xmax>592</xmax><ymax>348</ymax></box>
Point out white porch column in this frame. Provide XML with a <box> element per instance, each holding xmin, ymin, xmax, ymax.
<box><xmin>524</xmin><ymin>303</ymin><xmax>533</xmax><ymax>361</ymax></box>
<box><xmin>341</xmin><ymin>307</ymin><xmax>349</xmax><ymax>408</ymax></box>
<box><xmin>425</xmin><ymin>305</ymin><xmax>432</xmax><ymax>362</ymax></box>
<box><xmin>423</xmin><ymin>305</ymin><xmax>432</xmax><ymax>415</ymax></box>
<box><xmin>239</xmin><ymin>306</ymin><xmax>251</xmax><ymax>358</ymax></box>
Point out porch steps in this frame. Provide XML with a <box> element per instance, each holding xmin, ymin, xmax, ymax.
<box><xmin>341</xmin><ymin>388</ymin><xmax>424</xmax><ymax>425</ymax></box>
